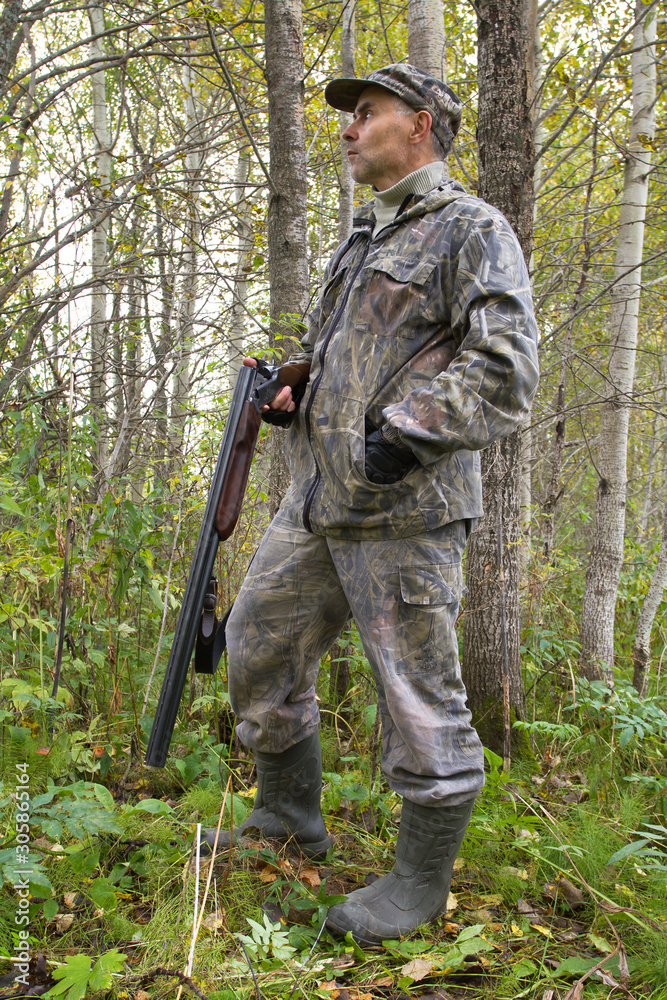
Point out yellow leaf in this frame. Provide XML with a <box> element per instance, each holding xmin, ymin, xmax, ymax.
<box><xmin>510</xmin><ymin>923</ymin><xmax>524</xmax><ymax>936</ymax></box>
<box><xmin>301</xmin><ymin>865</ymin><xmax>321</xmax><ymax>887</ymax></box>
<box><xmin>532</xmin><ymin>924</ymin><xmax>553</xmax><ymax>938</ymax></box>
<box><xmin>446</xmin><ymin>891</ymin><xmax>458</xmax><ymax>912</ymax></box>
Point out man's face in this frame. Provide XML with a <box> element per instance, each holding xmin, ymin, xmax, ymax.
<box><xmin>342</xmin><ymin>85</ymin><xmax>421</xmax><ymax>191</ymax></box>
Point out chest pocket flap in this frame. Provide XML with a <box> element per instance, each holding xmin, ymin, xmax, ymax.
<box><xmin>399</xmin><ymin>562</ymin><xmax>465</xmax><ymax>607</ymax></box>
<box><xmin>366</xmin><ymin>254</ymin><xmax>438</xmax><ymax>286</ymax></box>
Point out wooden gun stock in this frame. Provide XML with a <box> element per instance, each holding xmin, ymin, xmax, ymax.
<box><xmin>144</xmin><ymin>359</ymin><xmax>310</xmax><ymax>767</ymax></box>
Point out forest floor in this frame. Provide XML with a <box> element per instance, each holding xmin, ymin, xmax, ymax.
<box><xmin>1</xmin><ymin>674</ymin><xmax>666</xmax><ymax>1000</ymax></box>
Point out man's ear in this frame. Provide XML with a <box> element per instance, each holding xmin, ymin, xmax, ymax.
<box><xmin>409</xmin><ymin>109</ymin><xmax>433</xmax><ymax>145</ymax></box>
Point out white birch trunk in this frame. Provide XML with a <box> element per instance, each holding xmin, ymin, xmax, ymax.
<box><xmin>408</xmin><ymin>0</ymin><xmax>446</xmax><ymax>80</ymax></box>
<box><xmin>88</xmin><ymin>3</ymin><xmax>110</xmax><ymax>468</ymax></box>
<box><xmin>169</xmin><ymin>47</ymin><xmax>202</xmax><ymax>466</ymax></box>
<box><xmin>228</xmin><ymin>145</ymin><xmax>252</xmax><ymax>385</ymax></box>
<box><xmin>579</xmin><ymin>0</ymin><xmax>657</xmax><ymax>678</ymax></box>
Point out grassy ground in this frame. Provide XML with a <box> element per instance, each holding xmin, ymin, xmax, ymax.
<box><xmin>1</xmin><ymin>649</ymin><xmax>666</xmax><ymax>1000</ymax></box>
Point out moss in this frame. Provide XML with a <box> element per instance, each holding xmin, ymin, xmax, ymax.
<box><xmin>472</xmin><ymin>698</ymin><xmax>535</xmax><ymax>762</ymax></box>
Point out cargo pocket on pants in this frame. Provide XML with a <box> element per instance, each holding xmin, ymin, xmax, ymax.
<box><xmin>396</xmin><ymin>562</ymin><xmax>465</xmax><ymax>674</ymax></box>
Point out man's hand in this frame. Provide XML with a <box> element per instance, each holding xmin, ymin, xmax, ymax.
<box><xmin>242</xmin><ymin>357</ymin><xmax>295</xmax><ymax>412</ymax></box>
<box><xmin>364</xmin><ymin>427</ymin><xmax>415</xmax><ymax>485</ymax></box>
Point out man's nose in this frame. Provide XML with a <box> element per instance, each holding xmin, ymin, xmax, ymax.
<box><xmin>342</xmin><ymin>120</ymin><xmax>357</xmax><ymax>142</ymax></box>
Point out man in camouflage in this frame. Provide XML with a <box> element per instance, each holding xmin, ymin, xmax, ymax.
<box><xmin>208</xmin><ymin>64</ymin><xmax>539</xmax><ymax>946</ymax></box>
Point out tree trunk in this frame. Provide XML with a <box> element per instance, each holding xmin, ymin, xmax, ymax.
<box><xmin>229</xmin><ymin>143</ymin><xmax>252</xmax><ymax>385</ymax></box>
<box><xmin>88</xmin><ymin>2</ymin><xmax>111</xmax><ymax>473</ymax></box>
<box><xmin>579</xmin><ymin>0</ymin><xmax>657</xmax><ymax>680</ymax></box>
<box><xmin>169</xmin><ymin>44</ymin><xmax>203</xmax><ymax>469</ymax></box>
<box><xmin>337</xmin><ymin>0</ymin><xmax>355</xmax><ymax>244</ymax></box>
<box><xmin>461</xmin><ymin>0</ymin><xmax>536</xmax><ymax>762</ymax></box>
<box><xmin>264</xmin><ymin>0</ymin><xmax>309</xmax><ymax>510</ymax></box>
<box><xmin>408</xmin><ymin>0</ymin><xmax>446</xmax><ymax>79</ymax></box>
<box><xmin>632</xmin><ymin>494</ymin><xmax>667</xmax><ymax>697</ymax></box>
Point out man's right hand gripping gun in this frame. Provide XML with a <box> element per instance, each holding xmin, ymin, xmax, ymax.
<box><xmin>144</xmin><ymin>359</ymin><xmax>310</xmax><ymax>768</ymax></box>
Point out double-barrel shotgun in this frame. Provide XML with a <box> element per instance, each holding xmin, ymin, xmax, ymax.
<box><xmin>144</xmin><ymin>358</ymin><xmax>310</xmax><ymax>768</ymax></box>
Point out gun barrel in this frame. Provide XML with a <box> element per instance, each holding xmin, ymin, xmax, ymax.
<box><xmin>144</xmin><ymin>365</ymin><xmax>259</xmax><ymax>767</ymax></box>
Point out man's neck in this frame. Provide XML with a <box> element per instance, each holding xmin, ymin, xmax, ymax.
<box><xmin>372</xmin><ymin>162</ymin><xmax>446</xmax><ymax>235</ymax></box>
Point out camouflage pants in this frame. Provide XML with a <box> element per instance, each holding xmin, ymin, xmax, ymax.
<box><xmin>226</xmin><ymin>500</ymin><xmax>485</xmax><ymax>806</ymax></box>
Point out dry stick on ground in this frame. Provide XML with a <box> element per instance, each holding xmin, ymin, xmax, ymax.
<box><xmin>516</xmin><ymin>793</ymin><xmax>664</xmax><ymax>998</ymax></box>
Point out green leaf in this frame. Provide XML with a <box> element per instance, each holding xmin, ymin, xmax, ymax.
<box><xmin>457</xmin><ymin>923</ymin><xmax>486</xmax><ymax>943</ymax></box>
<box><xmin>92</xmin><ymin>783</ymin><xmax>115</xmax><ymax>811</ymax></box>
<box><xmin>48</xmin><ymin>954</ymin><xmax>93</xmax><ymax>1000</ymax></box>
<box><xmin>0</xmin><ymin>494</ymin><xmax>23</xmax><ymax>516</ymax></box>
<box><xmin>88</xmin><ymin>950</ymin><xmax>126</xmax><ymax>990</ymax></box>
<box><xmin>89</xmin><ymin>876</ymin><xmax>117</xmax><ymax>912</ymax></box>
<box><xmin>125</xmin><ymin>798</ymin><xmax>172</xmax><ymax>815</ymax></box>
<box><xmin>608</xmin><ymin>838</ymin><xmax>650</xmax><ymax>864</ymax></box>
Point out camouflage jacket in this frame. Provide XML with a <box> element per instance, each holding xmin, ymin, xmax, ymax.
<box><xmin>283</xmin><ymin>178</ymin><xmax>539</xmax><ymax>539</ymax></box>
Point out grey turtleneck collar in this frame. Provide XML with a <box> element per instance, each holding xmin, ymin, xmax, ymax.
<box><xmin>372</xmin><ymin>161</ymin><xmax>447</xmax><ymax>236</ymax></box>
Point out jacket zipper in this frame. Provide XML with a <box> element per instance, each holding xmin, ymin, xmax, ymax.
<box><xmin>302</xmin><ymin>230</ymin><xmax>371</xmax><ymax>532</ymax></box>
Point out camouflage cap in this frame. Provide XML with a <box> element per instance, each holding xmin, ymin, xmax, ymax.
<box><xmin>325</xmin><ymin>63</ymin><xmax>462</xmax><ymax>149</ymax></box>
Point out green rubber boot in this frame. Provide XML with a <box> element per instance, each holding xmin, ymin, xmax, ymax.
<box><xmin>204</xmin><ymin>732</ymin><xmax>333</xmax><ymax>859</ymax></box>
<box><xmin>325</xmin><ymin>796</ymin><xmax>475</xmax><ymax>945</ymax></box>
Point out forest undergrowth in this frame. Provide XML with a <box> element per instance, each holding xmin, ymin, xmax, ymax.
<box><xmin>1</xmin><ymin>419</ymin><xmax>666</xmax><ymax>999</ymax></box>
<box><xmin>1</xmin><ymin>622</ymin><xmax>666</xmax><ymax>1000</ymax></box>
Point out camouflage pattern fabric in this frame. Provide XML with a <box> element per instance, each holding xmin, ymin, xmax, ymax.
<box><xmin>286</xmin><ymin>179</ymin><xmax>539</xmax><ymax>540</ymax></box>
<box><xmin>227</xmin><ymin>501</ymin><xmax>484</xmax><ymax>806</ymax></box>
<box><xmin>324</xmin><ymin>63</ymin><xmax>463</xmax><ymax>150</ymax></box>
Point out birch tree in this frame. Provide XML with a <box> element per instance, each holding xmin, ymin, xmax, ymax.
<box><xmin>264</xmin><ymin>0</ymin><xmax>309</xmax><ymax>505</ymax></box>
<box><xmin>408</xmin><ymin>0</ymin><xmax>446</xmax><ymax>80</ymax></box>
<box><xmin>579</xmin><ymin>0</ymin><xmax>657</xmax><ymax>680</ymax></box>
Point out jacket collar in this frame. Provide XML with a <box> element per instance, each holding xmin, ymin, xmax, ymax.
<box><xmin>353</xmin><ymin>178</ymin><xmax>467</xmax><ymax>233</ymax></box>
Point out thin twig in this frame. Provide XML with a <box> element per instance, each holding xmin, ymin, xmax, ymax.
<box><xmin>287</xmin><ymin>919</ymin><xmax>328</xmax><ymax>1000</ymax></box>
<box><xmin>130</xmin><ymin>967</ymin><xmax>211</xmax><ymax>1000</ymax></box>
<box><xmin>206</xmin><ymin>22</ymin><xmax>277</xmax><ymax>198</ymax></box>
<box><xmin>239</xmin><ymin>940</ymin><xmax>263</xmax><ymax>1000</ymax></box>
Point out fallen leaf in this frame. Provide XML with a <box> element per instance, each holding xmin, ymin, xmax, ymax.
<box><xmin>317</xmin><ymin>985</ymin><xmax>339</xmax><ymax>997</ymax></box>
<box><xmin>531</xmin><ymin>924</ymin><xmax>553</xmax><ymax>938</ymax></box>
<box><xmin>332</xmin><ymin>955</ymin><xmax>355</xmax><ymax>970</ymax></box>
<box><xmin>401</xmin><ymin>958</ymin><xmax>433</xmax><ymax>981</ymax></box>
<box><xmin>544</xmin><ymin>876</ymin><xmax>586</xmax><ymax>908</ymax></box>
<box><xmin>54</xmin><ymin>913</ymin><xmax>74</xmax><ymax>933</ymax></box>
<box><xmin>259</xmin><ymin>867</ymin><xmax>277</xmax><ymax>883</ymax></box>
<box><xmin>373</xmin><ymin>976</ymin><xmax>393</xmax><ymax>987</ymax></box>
<box><xmin>137</xmin><ymin>992</ymin><xmax>152</xmax><ymax>1000</ymax></box>
<box><xmin>510</xmin><ymin>923</ymin><xmax>524</xmax><ymax>936</ymax></box>
<box><xmin>480</xmin><ymin>893</ymin><xmax>503</xmax><ymax>906</ymax></box>
<box><xmin>63</xmin><ymin>892</ymin><xmax>78</xmax><ymax>909</ymax></box>
<box><xmin>593</xmin><ymin>968</ymin><xmax>620</xmax><ymax>988</ymax></box>
<box><xmin>453</xmin><ymin>857</ymin><xmax>465</xmax><ymax>871</ymax></box>
<box><xmin>502</xmin><ymin>866</ymin><xmax>529</xmax><ymax>880</ymax></box>
<box><xmin>442</xmin><ymin>921</ymin><xmax>461</xmax><ymax>933</ymax></box>
<box><xmin>587</xmin><ymin>931</ymin><xmax>612</xmax><ymax>953</ymax></box>
<box><xmin>467</xmin><ymin>907</ymin><xmax>494</xmax><ymax>922</ymax></box>
<box><xmin>301</xmin><ymin>865</ymin><xmax>321</xmax><ymax>887</ymax></box>
<box><xmin>445</xmin><ymin>891</ymin><xmax>458</xmax><ymax>912</ymax></box>
<box><xmin>201</xmin><ymin>914</ymin><xmax>225</xmax><ymax>933</ymax></box>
